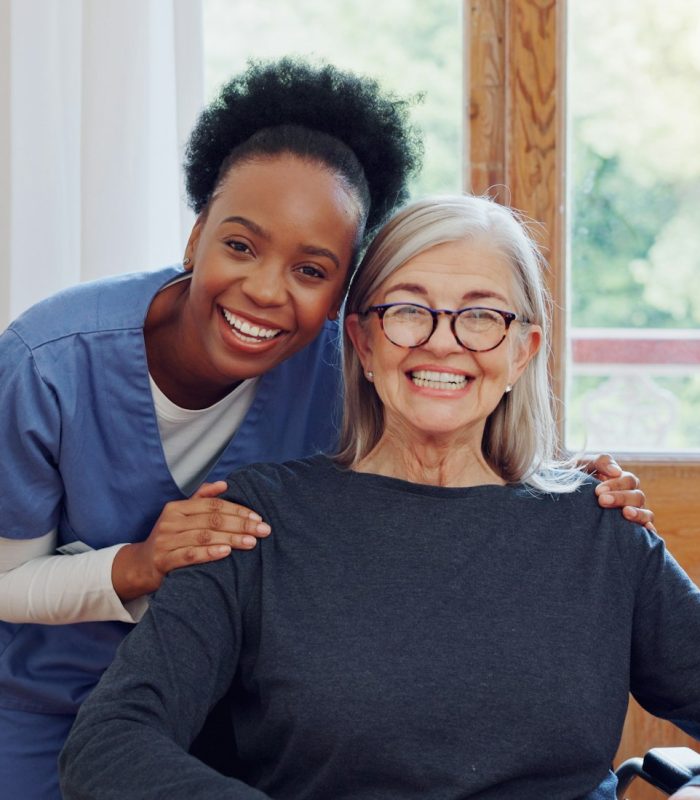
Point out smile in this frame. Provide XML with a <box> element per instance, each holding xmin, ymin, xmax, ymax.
<box><xmin>221</xmin><ymin>308</ymin><xmax>284</xmax><ymax>343</ymax></box>
<box><xmin>409</xmin><ymin>370</ymin><xmax>469</xmax><ymax>390</ymax></box>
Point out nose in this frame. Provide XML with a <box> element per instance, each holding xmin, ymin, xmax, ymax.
<box><xmin>240</xmin><ymin>260</ymin><xmax>288</xmax><ymax>308</ymax></box>
<box><xmin>422</xmin><ymin>314</ymin><xmax>464</xmax><ymax>357</ymax></box>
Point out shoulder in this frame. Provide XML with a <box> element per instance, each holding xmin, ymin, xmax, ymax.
<box><xmin>530</xmin><ymin>473</ymin><xmax>666</xmax><ymax>572</ymax></box>
<box><xmin>506</xmin><ymin>473</ymin><xmax>649</xmax><ymax>547</ymax></box>
<box><xmin>224</xmin><ymin>455</ymin><xmax>337</xmax><ymax>505</ymax></box>
<box><xmin>6</xmin><ymin>266</ymin><xmax>183</xmax><ymax>350</ymax></box>
<box><xmin>508</xmin><ymin>472</ymin><xmax>600</xmax><ymax>512</ymax></box>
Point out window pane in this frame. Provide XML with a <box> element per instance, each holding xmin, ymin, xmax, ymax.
<box><xmin>202</xmin><ymin>0</ymin><xmax>462</xmax><ymax>195</ymax></box>
<box><xmin>567</xmin><ymin>0</ymin><xmax>700</xmax><ymax>452</ymax></box>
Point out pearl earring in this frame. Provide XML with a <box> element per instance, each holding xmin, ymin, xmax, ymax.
<box><xmin>505</xmin><ymin>384</ymin><xmax>513</xmax><ymax>393</ymax></box>
<box><xmin>366</xmin><ymin>371</ymin><xmax>374</xmax><ymax>381</ymax></box>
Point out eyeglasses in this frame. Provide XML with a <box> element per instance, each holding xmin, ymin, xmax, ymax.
<box><xmin>361</xmin><ymin>302</ymin><xmax>526</xmax><ymax>352</ymax></box>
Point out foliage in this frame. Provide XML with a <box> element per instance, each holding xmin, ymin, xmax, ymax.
<box><xmin>570</xmin><ymin>139</ymin><xmax>683</xmax><ymax>328</ymax></box>
<box><xmin>569</xmin><ymin>0</ymin><xmax>700</xmax><ymax>329</ymax></box>
<box><xmin>203</xmin><ymin>0</ymin><xmax>463</xmax><ymax>196</ymax></box>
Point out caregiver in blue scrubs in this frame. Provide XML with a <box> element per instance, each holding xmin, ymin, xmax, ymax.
<box><xmin>0</xmin><ymin>58</ymin><xmax>651</xmax><ymax>798</ymax></box>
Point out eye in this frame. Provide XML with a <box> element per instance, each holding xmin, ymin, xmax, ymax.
<box><xmin>226</xmin><ymin>239</ymin><xmax>253</xmax><ymax>255</ymax></box>
<box><xmin>458</xmin><ymin>308</ymin><xmax>504</xmax><ymax>331</ymax></box>
<box><xmin>387</xmin><ymin>304</ymin><xmax>430</xmax><ymax>320</ymax></box>
<box><xmin>295</xmin><ymin>264</ymin><xmax>327</xmax><ymax>280</ymax></box>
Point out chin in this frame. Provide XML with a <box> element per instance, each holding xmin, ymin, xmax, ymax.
<box><xmin>409</xmin><ymin>418</ymin><xmax>478</xmax><ymax>440</ymax></box>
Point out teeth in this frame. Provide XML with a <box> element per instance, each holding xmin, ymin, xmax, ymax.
<box><xmin>222</xmin><ymin>309</ymin><xmax>281</xmax><ymax>341</ymax></box>
<box><xmin>411</xmin><ymin>370</ymin><xmax>468</xmax><ymax>390</ymax></box>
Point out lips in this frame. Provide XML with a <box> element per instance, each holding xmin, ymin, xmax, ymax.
<box><xmin>221</xmin><ymin>307</ymin><xmax>285</xmax><ymax>344</ymax></box>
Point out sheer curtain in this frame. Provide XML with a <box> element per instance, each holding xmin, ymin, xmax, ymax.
<box><xmin>0</xmin><ymin>0</ymin><xmax>204</xmax><ymax>330</ymax></box>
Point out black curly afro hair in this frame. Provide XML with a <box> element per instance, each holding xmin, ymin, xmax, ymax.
<box><xmin>184</xmin><ymin>57</ymin><xmax>423</xmax><ymax>246</ymax></box>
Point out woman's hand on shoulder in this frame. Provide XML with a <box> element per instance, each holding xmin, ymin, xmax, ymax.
<box><xmin>112</xmin><ymin>482</ymin><xmax>270</xmax><ymax>600</ymax></box>
<box><xmin>584</xmin><ymin>454</ymin><xmax>656</xmax><ymax>532</ymax></box>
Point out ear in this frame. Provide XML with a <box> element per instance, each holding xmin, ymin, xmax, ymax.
<box><xmin>327</xmin><ymin>296</ymin><xmax>342</xmax><ymax>322</ymax></box>
<box><xmin>509</xmin><ymin>324</ymin><xmax>542</xmax><ymax>386</ymax></box>
<box><xmin>183</xmin><ymin>214</ymin><xmax>206</xmax><ymax>270</ymax></box>
<box><xmin>344</xmin><ymin>313</ymin><xmax>374</xmax><ymax>373</ymax></box>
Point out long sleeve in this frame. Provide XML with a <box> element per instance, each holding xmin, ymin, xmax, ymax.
<box><xmin>623</xmin><ymin>525</ymin><xmax>700</xmax><ymax>739</ymax></box>
<box><xmin>0</xmin><ymin>534</ymin><xmax>147</xmax><ymax>624</ymax></box>
<box><xmin>59</xmin><ymin>553</ymin><xmax>270</xmax><ymax>800</ymax></box>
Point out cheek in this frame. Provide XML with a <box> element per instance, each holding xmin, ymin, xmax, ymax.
<box><xmin>293</xmin><ymin>288</ymin><xmax>341</xmax><ymax>334</ymax></box>
<box><xmin>373</xmin><ymin>345</ymin><xmax>408</xmax><ymax>389</ymax></box>
<box><xmin>189</xmin><ymin>256</ymin><xmax>231</xmax><ymax>295</ymax></box>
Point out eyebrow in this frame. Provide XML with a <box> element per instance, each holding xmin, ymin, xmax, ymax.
<box><xmin>220</xmin><ymin>216</ymin><xmax>270</xmax><ymax>240</ymax></box>
<box><xmin>220</xmin><ymin>216</ymin><xmax>341</xmax><ymax>271</ymax></box>
<box><xmin>384</xmin><ymin>282</ymin><xmax>511</xmax><ymax>305</ymax></box>
<box><xmin>300</xmin><ymin>246</ymin><xmax>340</xmax><ymax>271</ymax></box>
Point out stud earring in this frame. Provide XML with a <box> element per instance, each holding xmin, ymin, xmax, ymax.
<box><xmin>504</xmin><ymin>384</ymin><xmax>513</xmax><ymax>393</ymax></box>
<box><xmin>183</xmin><ymin>257</ymin><xmax>191</xmax><ymax>266</ymax></box>
<box><xmin>366</xmin><ymin>371</ymin><xmax>374</xmax><ymax>381</ymax></box>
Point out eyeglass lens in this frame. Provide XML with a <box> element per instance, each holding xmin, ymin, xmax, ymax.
<box><xmin>382</xmin><ymin>305</ymin><xmax>507</xmax><ymax>350</ymax></box>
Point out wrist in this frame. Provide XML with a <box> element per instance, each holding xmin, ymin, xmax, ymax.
<box><xmin>111</xmin><ymin>543</ymin><xmax>160</xmax><ymax>601</ymax></box>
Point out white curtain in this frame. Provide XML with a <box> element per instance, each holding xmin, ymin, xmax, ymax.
<box><xmin>0</xmin><ymin>0</ymin><xmax>204</xmax><ymax>330</ymax></box>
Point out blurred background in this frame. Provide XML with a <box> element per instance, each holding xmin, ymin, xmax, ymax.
<box><xmin>1</xmin><ymin>0</ymin><xmax>698</xmax><ymax>453</ymax></box>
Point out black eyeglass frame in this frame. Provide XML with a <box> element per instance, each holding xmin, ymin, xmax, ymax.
<box><xmin>361</xmin><ymin>302</ymin><xmax>527</xmax><ymax>352</ymax></box>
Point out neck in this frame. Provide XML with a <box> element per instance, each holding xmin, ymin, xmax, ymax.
<box><xmin>354</xmin><ymin>422</ymin><xmax>504</xmax><ymax>488</ymax></box>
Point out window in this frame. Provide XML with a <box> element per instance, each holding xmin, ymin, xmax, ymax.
<box><xmin>203</xmin><ymin>0</ymin><xmax>463</xmax><ymax>196</ymax></box>
<box><xmin>567</xmin><ymin>0</ymin><xmax>700</xmax><ymax>453</ymax></box>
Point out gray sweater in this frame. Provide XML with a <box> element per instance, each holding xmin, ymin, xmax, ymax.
<box><xmin>60</xmin><ymin>456</ymin><xmax>700</xmax><ymax>799</ymax></box>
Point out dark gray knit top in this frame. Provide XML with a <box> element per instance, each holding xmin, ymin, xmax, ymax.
<box><xmin>60</xmin><ymin>455</ymin><xmax>700</xmax><ymax>799</ymax></box>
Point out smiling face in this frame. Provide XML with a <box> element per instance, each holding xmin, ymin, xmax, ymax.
<box><xmin>346</xmin><ymin>238</ymin><xmax>541</xmax><ymax>448</ymax></box>
<box><xmin>177</xmin><ymin>154</ymin><xmax>360</xmax><ymax>396</ymax></box>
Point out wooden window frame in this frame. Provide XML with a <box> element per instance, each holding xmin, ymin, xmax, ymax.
<box><xmin>466</xmin><ymin>0</ymin><xmax>566</xmax><ymax>410</ymax></box>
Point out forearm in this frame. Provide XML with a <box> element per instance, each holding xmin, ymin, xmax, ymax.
<box><xmin>59</xmin><ymin>719</ymin><xmax>271</xmax><ymax>800</ymax></box>
<box><xmin>0</xmin><ymin>534</ymin><xmax>148</xmax><ymax>624</ymax></box>
<box><xmin>60</xmin><ymin>557</ymin><xmax>262</xmax><ymax>799</ymax></box>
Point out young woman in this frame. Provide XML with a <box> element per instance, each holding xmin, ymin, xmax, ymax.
<box><xmin>1</xmin><ymin>60</ymin><xmax>648</xmax><ymax>797</ymax></box>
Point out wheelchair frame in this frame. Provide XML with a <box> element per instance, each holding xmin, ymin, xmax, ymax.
<box><xmin>615</xmin><ymin>747</ymin><xmax>700</xmax><ymax>797</ymax></box>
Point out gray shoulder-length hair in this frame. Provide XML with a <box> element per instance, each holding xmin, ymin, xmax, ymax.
<box><xmin>335</xmin><ymin>194</ymin><xmax>584</xmax><ymax>493</ymax></box>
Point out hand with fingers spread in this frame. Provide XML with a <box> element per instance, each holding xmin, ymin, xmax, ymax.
<box><xmin>111</xmin><ymin>481</ymin><xmax>270</xmax><ymax>601</ymax></box>
<box><xmin>584</xmin><ymin>453</ymin><xmax>656</xmax><ymax>532</ymax></box>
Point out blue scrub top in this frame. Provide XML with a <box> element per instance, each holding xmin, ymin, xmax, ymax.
<box><xmin>0</xmin><ymin>266</ymin><xmax>342</xmax><ymax>714</ymax></box>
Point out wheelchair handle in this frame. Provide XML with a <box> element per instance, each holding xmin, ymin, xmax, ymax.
<box><xmin>616</xmin><ymin>747</ymin><xmax>700</xmax><ymax>797</ymax></box>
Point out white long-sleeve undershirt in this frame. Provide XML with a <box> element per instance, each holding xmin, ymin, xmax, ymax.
<box><xmin>0</xmin><ymin>532</ymin><xmax>148</xmax><ymax>624</ymax></box>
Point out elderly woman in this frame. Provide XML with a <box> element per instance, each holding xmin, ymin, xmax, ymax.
<box><xmin>59</xmin><ymin>196</ymin><xmax>700</xmax><ymax>800</ymax></box>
